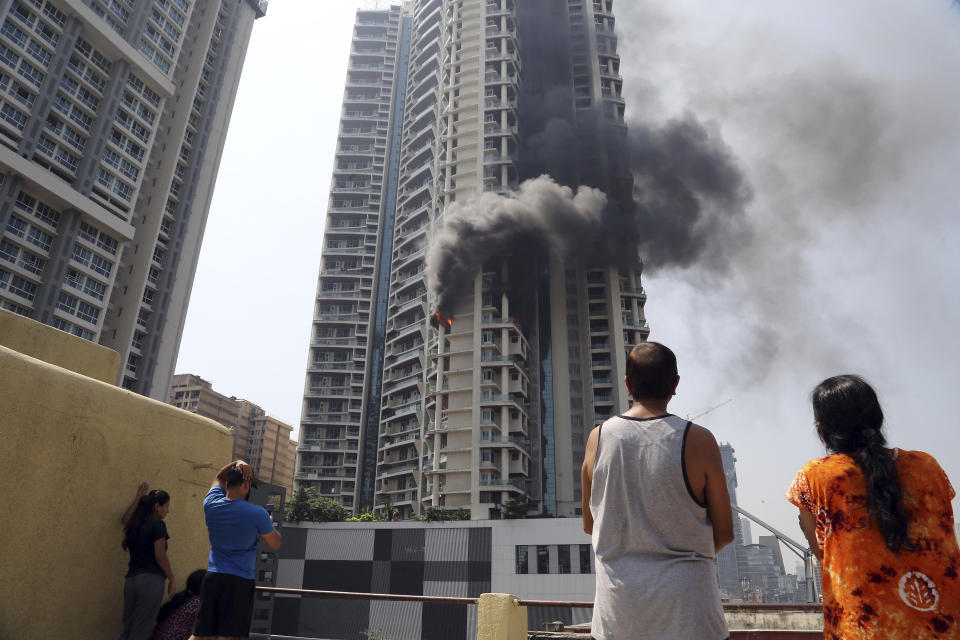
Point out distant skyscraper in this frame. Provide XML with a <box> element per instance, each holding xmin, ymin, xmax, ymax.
<box><xmin>717</xmin><ymin>442</ymin><xmax>746</xmax><ymax>598</ymax></box>
<box><xmin>758</xmin><ymin>534</ymin><xmax>786</xmax><ymax>575</ymax></box>
<box><xmin>0</xmin><ymin>0</ymin><xmax>267</xmax><ymax>398</ymax></box>
<box><xmin>295</xmin><ymin>0</ymin><xmax>646</xmax><ymax>519</ymax></box>
<box><xmin>740</xmin><ymin>543</ymin><xmax>779</xmax><ymax>598</ymax></box>
<box><xmin>741</xmin><ymin>517</ymin><xmax>753</xmax><ymax>546</ymax></box>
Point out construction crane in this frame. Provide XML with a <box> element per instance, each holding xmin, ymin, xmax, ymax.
<box><xmin>733</xmin><ymin>504</ymin><xmax>819</xmax><ymax>603</ymax></box>
<box><xmin>686</xmin><ymin>398</ymin><xmax>733</xmax><ymax>422</ymax></box>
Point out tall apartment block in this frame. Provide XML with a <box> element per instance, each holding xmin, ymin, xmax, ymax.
<box><xmin>0</xmin><ymin>0</ymin><xmax>266</xmax><ymax>399</ymax></box>
<box><xmin>296</xmin><ymin>0</ymin><xmax>647</xmax><ymax>520</ymax></box>
<box><xmin>170</xmin><ymin>373</ymin><xmax>296</xmax><ymax>493</ymax></box>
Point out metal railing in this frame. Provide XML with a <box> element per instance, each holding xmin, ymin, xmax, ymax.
<box><xmin>249</xmin><ymin>588</ymin><xmax>824</xmax><ymax>640</ymax></box>
<box><xmin>252</xmin><ymin>586</ymin><xmax>827</xmax><ymax>611</ymax></box>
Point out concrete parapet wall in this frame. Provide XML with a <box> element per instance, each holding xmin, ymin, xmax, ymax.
<box><xmin>726</xmin><ymin>609</ymin><xmax>824</xmax><ymax>631</ymax></box>
<box><xmin>0</xmin><ymin>343</ymin><xmax>233</xmax><ymax>640</ymax></box>
<box><xmin>478</xmin><ymin>594</ymin><xmax>528</xmax><ymax>640</ymax></box>
<box><xmin>0</xmin><ymin>307</ymin><xmax>121</xmax><ymax>383</ymax></box>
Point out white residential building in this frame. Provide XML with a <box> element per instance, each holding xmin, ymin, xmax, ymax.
<box><xmin>0</xmin><ymin>0</ymin><xmax>267</xmax><ymax>398</ymax></box>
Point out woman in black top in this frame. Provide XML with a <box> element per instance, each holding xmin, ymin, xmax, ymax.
<box><xmin>119</xmin><ymin>483</ymin><xmax>175</xmax><ymax>640</ymax></box>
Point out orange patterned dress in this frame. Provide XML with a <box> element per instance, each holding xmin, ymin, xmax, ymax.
<box><xmin>787</xmin><ymin>449</ymin><xmax>960</xmax><ymax>639</ymax></box>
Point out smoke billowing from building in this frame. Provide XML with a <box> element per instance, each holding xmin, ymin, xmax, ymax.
<box><xmin>427</xmin><ymin>177</ymin><xmax>610</xmax><ymax>312</ymax></box>
<box><xmin>426</xmin><ymin>0</ymin><xmax>751</xmax><ymax>313</ymax></box>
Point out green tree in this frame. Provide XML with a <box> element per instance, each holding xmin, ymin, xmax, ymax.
<box><xmin>311</xmin><ymin>494</ymin><xmax>349</xmax><ymax>522</ymax></box>
<box><xmin>502</xmin><ymin>496</ymin><xmax>533</xmax><ymax>519</ymax></box>
<box><xmin>284</xmin><ymin>487</ymin><xmax>349</xmax><ymax>523</ymax></box>
<box><xmin>378</xmin><ymin>496</ymin><xmax>398</xmax><ymax>521</ymax></box>
<box><xmin>284</xmin><ymin>487</ymin><xmax>317</xmax><ymax>524</ymax></box>
<box><xmin>418</xmin><ymin>507</ymin><xmax>471</xmax><ymax>522</ymax></box>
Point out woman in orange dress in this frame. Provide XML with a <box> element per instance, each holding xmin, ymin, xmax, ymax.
<box><xmin>787</xmin><ymin>375</ymin><xmax>960</xmax><ymax>639</ymax></box>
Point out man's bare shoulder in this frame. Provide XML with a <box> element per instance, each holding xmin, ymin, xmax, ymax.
<box><xmin>685</xmin><ymin>422</ymin><xmax>721</xmax><ymax>457</ymax></box>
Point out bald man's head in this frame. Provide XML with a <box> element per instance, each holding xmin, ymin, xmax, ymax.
<box><xmin>625</xmin><ymin>342</ymin><xmax>679</xmax><ymax>400</ymax></box>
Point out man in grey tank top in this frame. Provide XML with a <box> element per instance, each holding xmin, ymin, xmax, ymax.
<box><xmin>581</xmin><ymin>342</ymin><xmax>734</xmax><ymax>640</ymax></box>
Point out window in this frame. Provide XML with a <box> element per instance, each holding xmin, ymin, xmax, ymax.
<box><xmin>96</xmin><ymin>231</ymin><xmax>118</xmax><ymax>255</ymax></box>
<box><xmin>17</xmin><ymin>58</ymin><xmax>43</xmax><ymax>87</ymax></box>
<box><xmin>102</xmin><ymin>147</ymin><xmax>121</xmax><ymax>169</ymax></box>
<box><xmin>64</xmin><ymin>268</ymin><xmax>83</xmax><ymax>290</ymax></box>
<box><xmin>579</xmin><ymin>544</ymin><xmax>592</xmax><ymax>574</ymax></box>
<box><xmin>26</xmin><ymin>225</ymin><xmax>51</xmax><ymax>251</ymax></box>
<box><xmin>75</xmin><ymin>300</ymin><xmax>99</xmax><ymax>324</ymax></box>
<box><xmin>57</xmin><ymin>291</ymin><xmax>78</xmax><ymax>314</ymax></box>
<box><xmin>83</xmin><ymin>277</ymin><xmax>105</xmax><ymax>300</ymax></box>
<box><xmin>6</xmin><ymin>215</ymin><xmax>26</xmax><ymax>238</ymax></box>
<box><xmin>17</xmin><ymin>250</ymin><xmax>43</xmax><ymax>275</ymax></box>
<box><xmin>536</xmin><ymin>545</ymin><xmax>550</xmax><ymax>574</ymax></box>
<box><xmin>32</xmin><ymin>200</ymin><xmax>59</xmax><ymax>227</ymax></box>
<box><xmin>2</xmin><ymin>19</ymin><xmax>28</xmax><ymax>48</ymax></box>
<box><xmin>26</xmin><ymin>39</ymin><xmax>51</xmax><ymax>66</ymax></box>
<box><xmin>558</xmin><ymin>545</ymin><xmax>571</xmax><ymax>574</ymax></box>
<box><xmin>8</xmin><ymin>274</ymin><xmax>36</xmax><ymax>301</ymax></box>
<box><xmin>0</xmin><ymin>239</ymin><xmax>18</xmax><ymax>263</ymax></box>
<box><xmin>1</xmin><ymin>102</ymin><xmax>27</xmax><ymax>130</ymax></box>
<box><xmin>515</xmin><ymin>545</ymin><xmax>528</xmax><ymax>574</ymax></box>
<box><xmin>89</xmin><ymin>254</ymin><xmax>112</xmax><ymax>277</ymax></box>
<box><xmin>78</xmin><ymin>220</ymin><xmax>98</xmax><ymax>243</ymax></box>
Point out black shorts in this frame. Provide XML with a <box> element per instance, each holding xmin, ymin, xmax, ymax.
<box><xmin>193</xmin><ymin>571</ymin><xmax>256</xmax><ymax>638</ymax></box>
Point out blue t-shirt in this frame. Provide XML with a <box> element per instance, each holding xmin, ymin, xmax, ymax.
<box><xmin>203</xmin><ymin>486</ymin><xmax>275</xmax><ymax>579</ymax></box>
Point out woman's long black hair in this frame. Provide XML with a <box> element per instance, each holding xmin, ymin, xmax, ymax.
<box><xmin>812</xmin><ymin>374</ymin><xmax>911</xmax><ymax>553</ymax></box>
<box><xmin>122</xmin><ymin>489</ymin><xmax>170</xmax><ymax>551</ymax></box>
<box><xmin>156</xmin><ymin>569</ymin><xmax>206</xmax><ymax>624</ymax></box>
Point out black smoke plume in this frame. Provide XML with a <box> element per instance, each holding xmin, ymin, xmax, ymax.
<box><xmin>425</xmin><ymin>0</ymin><xmax>751</xmax><ymax>312</ymax></box>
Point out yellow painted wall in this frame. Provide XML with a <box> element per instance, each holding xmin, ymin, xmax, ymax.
<box><xmin>0</xmin><ymin>344</ymin><xmax>233</xmax><ymax>640</ymax></box>
<box><xmin>0</xmin><ymin>307</ymin><xmax>121</xmax><ymax>383</ymax></box>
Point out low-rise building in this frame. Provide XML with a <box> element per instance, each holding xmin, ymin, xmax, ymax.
<box><xmin>169</xmin><ymin>373</ymin><xmax>296</xmax><ymax>493</ymax></box>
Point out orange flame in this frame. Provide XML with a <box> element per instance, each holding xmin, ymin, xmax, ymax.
<box><xmin>434</xmin><ymin>309</ymin><xmax>453</xmax><ymax>329</ymax></box>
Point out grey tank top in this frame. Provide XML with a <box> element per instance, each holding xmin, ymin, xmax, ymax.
<box><xmin>590</xmin><ymin>414</ymin><xmax>727</xmax><ymax>640</ymax></box>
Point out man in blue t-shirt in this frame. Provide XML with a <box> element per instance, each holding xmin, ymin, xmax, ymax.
<box><xmin>190</xmin><ymin>460</ymin><xmax>281</xmax><ymax>640</ymax></box>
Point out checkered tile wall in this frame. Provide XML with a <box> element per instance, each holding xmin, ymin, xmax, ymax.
<box><xmin>273</xmin><ymin>526</ymin><xmax>491</xmax><ymax>640</ymax></box>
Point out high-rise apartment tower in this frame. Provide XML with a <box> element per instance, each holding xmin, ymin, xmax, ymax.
<box><xmin>0</xmin><ymin>0</ymin><xmax>266</xmax><ymax>398</ymax></box>
<box><xmin>296</xmin><ymin>0</ymin><xmax>647</xmax><ymax>520</ymax></box>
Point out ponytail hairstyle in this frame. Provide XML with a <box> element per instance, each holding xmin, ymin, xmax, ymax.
<box><xmin>812</xmin><ymin>375</ymin><xmax>911</xmax><ymax>553</ymax></box>
<box><xmin>122</xmin><ymin>489</ymin><xmax>170</xmax><ymax>551</ymax></box>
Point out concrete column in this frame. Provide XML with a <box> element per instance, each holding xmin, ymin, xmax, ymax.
<box><xmin>477</xmin><ymin>593</ymin><xmax>527</xmax><ymax>640</ymax></box>
<box><xmin>0</xmin><ymin>173</ymin><xmax>22</xmax><ymax>244</ymax></box>
<box><xmin>122</xmin><ymin>1</ymin><xmax>153</xmax><ymax>49</ymax></box>
<box><xmin>32</xmin><ymin>208</ymin><xmax>81</xmax><ymax>327</ymax></box>
<box><xmin>0</xmin><ymin>1</ymin><xmax>14</xmax><ymax>27</ymax></box>
<box><xmin>18</xmin><ymin>17</ymin><xmax>83</xmax><ymax>158</ymax></box>
<box><xmin>72</xmin><ymin>59</ymin><xmax>131</xmax><ymax>197</ymax></box>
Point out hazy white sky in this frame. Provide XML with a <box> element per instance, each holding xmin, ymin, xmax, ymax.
<box><xmin>176</xmin><ymin>0</ymin><xmax>960</xmax><ymax>544</ymax></box>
